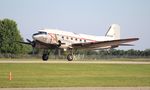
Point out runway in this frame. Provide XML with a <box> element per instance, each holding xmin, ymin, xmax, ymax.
<box><xmin>0</xmin><ymin>60</ymin><xmax>150</xmax><ymax>64</ymax></box>
<box><xmin>0</xmin><ymin>87</ymin><xmax>150</xmax><ymax>90</ymax></box>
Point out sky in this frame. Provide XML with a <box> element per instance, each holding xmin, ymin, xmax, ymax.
<box><xmin>0</xmin><ymin>0</ymin><xmax>150</xmax><ymax>50</ymax></box>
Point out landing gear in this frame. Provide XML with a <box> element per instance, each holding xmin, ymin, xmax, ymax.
<box><xmin>41</xmin><ymin>48</ymin><xmax>75</xmax><ymax>61</ymax></box>
<box><xmin>42</xmin><ymin>54</ymin><xmax>49</xmax><ymax>61</ymax></box>
<box><xmin>67</xmin><ymin>54</ymin><xmax>73</xmax><ymax>61</ymax></box>
<box><xmin>67</xmin><ymin>48</ymin><xmax>74</xmax><ymax>61</ymax></box>
<box><xmin>42</xmin><ymin>49</ymin><xmax>50</xmax><ymax>61</ymax></box>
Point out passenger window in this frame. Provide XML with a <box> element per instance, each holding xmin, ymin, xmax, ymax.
<box><xmin>80</xmin><ymin>39</ymin><xmax>82</xmax><ymax>42</ymax></box>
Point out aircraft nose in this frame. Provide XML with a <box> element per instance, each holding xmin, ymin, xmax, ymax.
<box><xmin>32</xmin><ymin>34</ymin><xmax>43</xmax><ymax>41</ymax></box>
<box><xmin>32</xmin><ymin>34</ymin><xmax>38</xmax><ymax>40</ymax></box>
<box><xmin>32</xmin><ymin>34</ymin><xmax>47</xmax><ymax>43</ymax></box>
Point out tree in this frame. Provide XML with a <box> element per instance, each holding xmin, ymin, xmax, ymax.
<box><xmin>142</xmin><ymin>49</ymin><xmax>150</xmax><ymax>56</ymax></box>
<box><xmin>0</xmin><ymin>18</ymin><xmax>28</xmax><ymax>54</ymax></box>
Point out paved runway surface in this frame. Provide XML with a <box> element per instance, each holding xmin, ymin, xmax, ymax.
<box><xmin>0</xmin><ymin>60</ymin><xmax>150</xmax><ymax>64</ymax></box>
<box><xmin>0</xmin><ymin>87</ymin><xmax>150</xmax><ymax>90</ymax></box>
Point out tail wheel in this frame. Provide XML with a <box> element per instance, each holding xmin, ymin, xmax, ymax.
<box><xmin>42</xmin><ymin>54</ymin><xmax>49</xmax><ymax>61</ymax></box>
<box><xmin>67</xmin><ymin>54</ymin><xmax>73</xmax><ymax>61</ymax></box>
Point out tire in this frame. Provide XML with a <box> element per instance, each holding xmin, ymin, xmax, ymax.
<box><xmin>67</xmin><ymin>54</ymin><xmax>73</xmax><ymax>61</ymax></box>
<box><xmin>42</xmin><ymin>54</ymin><xmax>49</xmax><ymax>61</ymax></box>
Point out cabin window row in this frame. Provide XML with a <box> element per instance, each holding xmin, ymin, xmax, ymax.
<box><xmin>61</xmin><ymin>36</ymin><xmax>86</xmax><ymax>42</ymax></box>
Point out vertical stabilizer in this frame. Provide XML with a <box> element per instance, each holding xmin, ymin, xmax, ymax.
<box><xmin>105</xmin><ymin>24</ymin><xmax>120</xmax><ymax>39</ymax></box>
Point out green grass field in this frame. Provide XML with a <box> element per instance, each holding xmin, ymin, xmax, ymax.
<box><xmin>0</xmin><ymin>63</ymin><xmax>150</xmax><ymax>87</ymax></box>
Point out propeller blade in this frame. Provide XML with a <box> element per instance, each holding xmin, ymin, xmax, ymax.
<box><xmin>26</xmin><ymin>39</ymin><xmax>36</xmax><ymax>47</ymax></box>
<box><xmin>17</xmin><ymin>41</ymin><xmax>31</xmax><ymax>45</ymax></box>
<box><xmin>17</xmin><ymin>39</ymin><xmax>36</xmax><ymax>55</ymax></box>
<box><xmin>57</xmin><ymin>40</ymin><xmax>61</xmax><ymax>47</ymax></box>
<box><xmin>32</xmin><ymin>41</ymin><xmax>36</xmax><ymax>47</ymax></box>
<box><xmin>26</xmin><ymin>39</ymin><xmax>32</xmax><ymax>43</ymax></box>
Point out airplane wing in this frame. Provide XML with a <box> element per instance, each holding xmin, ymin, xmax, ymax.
<box><xmin>71</xmin><ymin>38</ymin><xmax>139</xmax><ymax>49</ymax></box>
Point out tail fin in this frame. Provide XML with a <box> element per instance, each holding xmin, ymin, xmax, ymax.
<box><xmin>105</xmin><ymin>24</ymin><xmax>120</xmax><ymax>39</ymax></box>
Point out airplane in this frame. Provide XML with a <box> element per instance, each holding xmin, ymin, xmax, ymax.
<box><xmin>20</xmin><ymin>24</ymin><xmax>139</xmax><ymax>61</ymax></box>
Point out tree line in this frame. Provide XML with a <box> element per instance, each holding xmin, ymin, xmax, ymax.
<box><xmin>0</xmin><ymin>18</ymin><xmax>150</xmax><ymax>59</ymax></box>
<box><xmin>75</xmin><ymin>49</ymin><xmax>150</xmax><ymax>59</ymax></box>
<box><xmin>0</xmin><ymin>18</ymin><xmax>30</xmax><ymax>57</ymax></box>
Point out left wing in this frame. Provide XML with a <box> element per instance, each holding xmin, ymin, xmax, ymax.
<box><xmin>71</xmin><ymin>38</ymin><xmax>139</xmax><ymax>49</ymax></box>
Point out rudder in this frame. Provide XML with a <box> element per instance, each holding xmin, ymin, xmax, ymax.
<box><xmin>105</xmin><ymin>24</ymin><xmax>120</xmax><ymax>39</ymax></box>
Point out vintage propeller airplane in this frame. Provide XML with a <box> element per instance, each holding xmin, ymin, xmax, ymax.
<box><xmin>20</xmin><ymin>24</ymin><xmax>139</xmax><ymax>61</ymax></box>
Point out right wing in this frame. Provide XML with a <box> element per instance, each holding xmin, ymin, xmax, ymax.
<box><xmin>71</xmin><ymin>38</ymin><xmax>139</xmax><ymax>49</ymax></box>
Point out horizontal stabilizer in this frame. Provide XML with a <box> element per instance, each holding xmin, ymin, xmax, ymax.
<box><xmin>119</xmin><ymin>44</ymin><xmax>134</xmax><ymax>46</ymax></box>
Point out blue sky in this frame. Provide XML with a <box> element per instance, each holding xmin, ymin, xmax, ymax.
<box><xmin>0</xmin><ymin>0</ymin><xmax>150</xmax><ymax>50</ymax></box>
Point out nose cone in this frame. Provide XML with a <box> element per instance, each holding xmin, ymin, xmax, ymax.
<box><xmin>32</xmin><ymin>34</ymin><xmax>39</xmax><ymax>40</ymax></box>
<box><xmin>32</xmin><ymin>34</ymin><xmax>48</xmax><ymax>43</ymax></box>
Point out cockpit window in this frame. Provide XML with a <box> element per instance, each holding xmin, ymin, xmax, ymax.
<box><xmin>33</xmin><ymin>31</ymin><xmax>47</xmax><ymax>36</ymax></box>
<box><xmin>38</xmin><ymin>31</ymin><xmax>47</xmax><ymax>35</ymax></box>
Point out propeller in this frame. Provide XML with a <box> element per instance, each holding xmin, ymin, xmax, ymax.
<box><xmin>55</xmin><ymin>40</ymin><xmax>64</xmax><ymax>56</ymax></box>
<box><xmin>18</xmin><ymin>39</ymin><xmax>36</xmax><ymax>55</ymax></box>
<box><xmin>57</xmin><ymin>40</ymin><xmax>61</xmax><ymax>47</ymax></box>
<box><xmin>26</xmin><ymin>39</ymin><xmax>36</xmax><ymax>47</ymax></box>
<box><xmin>19</xmin><ymin>39</ymin><xmax>64</xmax><ymax>55</ymax></box>
<box><xmin>57</xmin><ymin>40</ymin><xmax>66</xmax><ymax>47</ymax></box>
<box><xmin>26</xmin><ymin>39</ymin><xmax>36</xmax><ymax>54</ymax></box>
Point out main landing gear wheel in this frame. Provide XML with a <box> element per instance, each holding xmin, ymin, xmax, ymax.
<box><xmin>42</xmin><ymin>54</ymin><xmax>49</xmax><ymax>61</ymax></box>
<box><xmin>67</xmin><ymin>54</ymin><xmax>73</xmax><ymax>61</ymax></box>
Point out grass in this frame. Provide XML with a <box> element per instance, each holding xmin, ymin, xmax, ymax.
<box><xmin>0</xmin><ymin>63</ymin><xmax>150</xmax><ymax>87</ymax></box>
